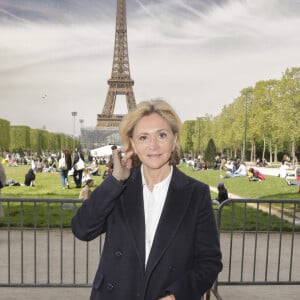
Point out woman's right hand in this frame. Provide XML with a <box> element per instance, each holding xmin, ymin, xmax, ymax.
<box><xmin>111</xmin><ymin>147</ymin><xmax>134</xmax><ymax>182</ymax></box>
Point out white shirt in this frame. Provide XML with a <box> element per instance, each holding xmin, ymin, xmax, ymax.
<box><xmin>279</xmin><ymin>164</ymin><xmax>289</xmax><ymax>178</ymax></box>
<box><xmin>234</xmin><ymin>164</ymin><xmax>247</xmax><ymax>176</ymax></box>
<box><xmin>141</xmin><ymin>165</ymin><xmax>173</xmax><ymax>266</ymax></box>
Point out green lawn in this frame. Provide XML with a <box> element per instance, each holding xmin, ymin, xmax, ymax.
<box><xmin>1</xmin><ymin>163</ymin><xmax>105</xmax><ymax>199</ymax></box>
<box><xmin>0</xmin><ymin>163</ymin><xmax>299</xmax><ymax>230</ymax></box>
<box><xmin>2</xmin><ymin>164</ymin><xmax>299</xmax><ymax>200</ymax></box>
<box><xmin>179</xmin><ymin>165</ymin><xmax>299</xmax><ymax>200</ymax></box>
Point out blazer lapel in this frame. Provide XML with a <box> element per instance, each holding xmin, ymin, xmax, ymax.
<box><xmin>121</xmin><ymin>169</ymin><xmax>146</xmax><ymax>268</ymax></box>
<box><xmin>145</xmin><ymin>168</ymin><xmax>191</xmax><ymax>277</ymax></box>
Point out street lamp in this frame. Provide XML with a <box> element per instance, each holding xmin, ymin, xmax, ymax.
<box><xmin>79</xmin><ymin>119</ymin><xmax>84</xmax><ymax>129</ymax></box>
<box><xmin>71</xmin><ymin>111</ymin><xmax>77</xmax><ymax>136</ymax></box>
<box><xmin>79</xmin><ymin>119</ymin><xmax>84</xmax><ymax>138</ymax></box>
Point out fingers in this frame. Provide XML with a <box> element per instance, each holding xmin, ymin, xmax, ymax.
<box><xmin>111</xmin><ymin>148</ymin><xmax>133</xmax><ymax>182</ymax></box>
<box><xmin>111</xmin><ymin>149</ymin><xmax>121</xmax><ymax>166</ymax></box>
<box><xmin>115</xmin><ymin>148</ymin><xmax>135</xmax><ymax>167</ymax></box>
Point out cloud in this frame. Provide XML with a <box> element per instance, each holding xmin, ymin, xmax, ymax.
<box><xmin>0</xmin><ymin>0</ymin><xmax>299</xmax><ymax>134</ymax></box>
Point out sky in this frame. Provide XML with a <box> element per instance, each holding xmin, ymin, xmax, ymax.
<box><xmin>0</xmin><ymin>0</ymin><xmax>300</xmax><ymax>136</ymax></box>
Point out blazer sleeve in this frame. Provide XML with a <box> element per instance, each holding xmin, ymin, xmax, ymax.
<box><xmin>166</xmin><ymin>184</ymin><xmax>222</xmax><ymax>299</ymax></box>
<box><xmin>71</xmin><ymin>174</ymin><xmax>126</xmax><ymax>241</ymax></box>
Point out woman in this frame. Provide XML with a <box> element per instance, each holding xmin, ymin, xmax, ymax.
<box><xmin>248</xmin><ymin>167</ymin><xmax>265</xmax><ymax>181</ymax></box>
<box><xmin>0</xmin><ymin>162</ymin><xmax>6</xmax><ymax>217</ymax></box>
<box><xmin>73</xmin><ymin>147</ymin><xmax>85</xmax><ymax>188</ymax></box>
<box><xmin>72</xmin><ymin>99</ymin><xmax>222</xmax><ymax>300</ymax></box>
<box><xmin>24</xmin><ymin>168</ymin><xmax>35</xmax><ymax>187</ymax></box>
<box><xmin>279</xmin><ymin>160</ymin><xmax>289</xmax><ymax>178</ymax></box>
<box><xmin>217</xmin><ymin>181</ymin><xmax>229</xmax><ymax>203</ymax></box>
<box><xmin>58</xmin><ymin>149</ymin><xmax>72</xmax><ymax>189</ymax></box>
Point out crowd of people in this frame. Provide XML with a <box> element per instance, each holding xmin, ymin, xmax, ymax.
<box><xmin>0</xmin><ymin>148</ymin><xmax>113</xmax><ymax>199</ymax></box>
<box><xmin>2</xmin><ymin>147</ymin><xmax>300</xmax><ymax>202</ymax></box>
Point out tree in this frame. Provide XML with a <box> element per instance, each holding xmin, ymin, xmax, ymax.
<box><xmin>278</xmin><ymin>68</ymin><xmax>300</xmax><ymax>166</ymax></box>
<box><xmin>204</xmin><ymin>138</ymin><xmax>217</xmax><ymax>168</ymax></box>
<box><xmin>180</xmin><ymin>121</ymin><xmax>194</xmax><ymax>157</ymax></box>
<box><xmin>10</xmin><ymin>126</ymin><xmax>31</xmax><ymax>153</ymax></box>
<box><xmin>191</xmin><ymin>116</ymin><xmax>212</xmax><ymax>157</ymax></box>
<box><xmin>0</xmin><ymin>119</ymin><xmax>10</xmax><ymax>156</ymax></box>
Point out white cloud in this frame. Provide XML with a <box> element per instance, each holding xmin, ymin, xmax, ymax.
<box><xmin>0</xmin><ymin>0</ymin><xmax>299</xmax><ymax>134</ymax></box>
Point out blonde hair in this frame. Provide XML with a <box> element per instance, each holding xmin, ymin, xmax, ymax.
<box><xmin>119</xmin><ymin>99</ymin><xmax>182</xmax><ymax>167</ymax></box>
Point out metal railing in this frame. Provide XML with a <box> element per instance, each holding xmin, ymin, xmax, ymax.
<box><xmin>1</xmin><ymin>198</ymin><xmax>300</xmax><ymax>299</ymax></box>
<box><xmin>209</xmin><ymin>199</ymin><xmax>300</xmax><ymax>299</ymax></box>
<box><xmin>0</xmin><ymin>198</ymin><xmax>103</xmax><ymax>287</ymax></box>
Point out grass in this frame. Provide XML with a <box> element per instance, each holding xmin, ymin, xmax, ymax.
<box><xmin>215</xmin><ymin>202</ymin><xmax>296</xmax><ymax>231</ymax></box>
<box><xmin>0</xmin><ymin>163</ymin><xmax>106</xmax><ymax>228</ymax></box>
<box><xmin>0</xmin><ymin>163</ymin><xmax>299</xmax><ymax>230</ymax></box>
<box><xmin>179</xmin><ymin>165</ymin><xmax>299</xmax><ymax>201</ymax></box>
<box><xmin>179</xmin><ymin>165</ymin><xmax>300</xmax><ymax>231</ymax></box>
<box><xmin>1</xmin><ymin>163</ymin><xmax>106</xmax><ymax>199</ymax></box>
<box><xmin>4</xmin><ymin>202</ymin><xmax>75</xmax><ymax>227</ymax></box>
<box><xmin>2</xmin><ymin>164</ymin><xmax>299</xmax><ymax>200</ymax></box>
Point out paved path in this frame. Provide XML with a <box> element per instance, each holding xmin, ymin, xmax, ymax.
<box><xmin>1</xmin><ymin>229</ymin><xmax>299</xmax><ymax>300</ymax></box>
<box><xmin>1</xmin><ymin>285</ymin><xmax>298</xmax><ymax>300</ymax></box>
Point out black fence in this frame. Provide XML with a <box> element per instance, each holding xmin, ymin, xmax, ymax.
<box><xmin>1</xmin><ymin>198</ymin><xmax>300</xmax><ymax>300</ymax></box>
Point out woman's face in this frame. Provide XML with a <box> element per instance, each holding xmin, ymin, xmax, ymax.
<box><xmin>131</xmin><ymin>113</ymin><xmax>176</xmax><ymax>172</ymax></box>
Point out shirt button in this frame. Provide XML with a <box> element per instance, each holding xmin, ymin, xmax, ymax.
<box><xmin>168</xmin><ymin>265</ymin><xmax>176</xmax><ymax>272</ymax></box>
<box><xmin>115</xmin><ymin>251</ymin><xmax>122</xmax><ymax>257</ymax></box>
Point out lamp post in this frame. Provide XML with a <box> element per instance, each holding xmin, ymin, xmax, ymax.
<box><xmin>79</xmin><ymin>119</ymin><xmax>84</xmax><ymax>143</ymax></box>
<box><xmin>79</xmin><ymin>119</ymin><xmax>84</xmax><ymax>131</ymax></box>
<box><xmin>71</xmin><ymin>111</ymin><xmax>77</xmax><ymax>136</ymax></box>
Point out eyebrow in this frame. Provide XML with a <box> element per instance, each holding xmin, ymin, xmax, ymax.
<box><xmin>135</xmin><ymin>128</ymin><xmax>169</xmax><ymax>135</ymax></box>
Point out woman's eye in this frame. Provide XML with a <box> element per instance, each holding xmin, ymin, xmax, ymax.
<box><xmin>158</xmin><ymin>132</ymin><xmax>167</xmax><ymax>139</ymax></box>
<box><xmin>139</xmin><ymin>135</ymin><xmax>147</xmax><ymax>141</ymax></box>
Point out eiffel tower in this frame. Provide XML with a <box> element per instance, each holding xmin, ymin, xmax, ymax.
<box><xmin>96</xmin><ymin>0</ymin><xmax>136</xmax><ymax>128</ymax></box>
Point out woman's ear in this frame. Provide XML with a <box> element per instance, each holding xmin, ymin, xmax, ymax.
<box><xmin>130</xmin><ymin>139</ymin><xmax>137</xmax><ymax>153</ymax></box>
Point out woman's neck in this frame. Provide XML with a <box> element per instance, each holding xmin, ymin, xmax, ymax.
<box><xmin>142</xmin><ymin>164</ymin><xmax>172</xmax><ymax>187</ymax></box>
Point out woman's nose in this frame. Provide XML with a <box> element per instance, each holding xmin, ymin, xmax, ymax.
<box><xmin>148</xmin><ymin>136</ymin><xmax>159</xmax><ymax>148</ymax></box>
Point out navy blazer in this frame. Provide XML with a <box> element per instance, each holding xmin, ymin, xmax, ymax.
<box><xmin>71</xmin><ymin>166</ymin><xmax>222</xmax><ymax>300</ymax></box>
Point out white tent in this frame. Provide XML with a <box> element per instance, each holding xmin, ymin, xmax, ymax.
<box><xmin>90</xmin><ymin>145</ymin><xmax>119</xmax><ymax>157</ymax></box>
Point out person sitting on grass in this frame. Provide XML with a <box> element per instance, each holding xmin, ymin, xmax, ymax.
<box><xmin>212</xmin><ymin>182</ymin><xmax>229</xmax><ymax>205</ymax></box>
<box><xmin>192</xmin><ymin>159</ymin><xmax>202</xmax><ymax>171</ymax></box>
<box><xmin>79</xmin><ymin>179</ymin><xmax>94</xmax><ymax>200</ymax></box>
<box><xmin>221</xmin><ymin>159</ymin><xmax>247</xmax><ymax>178</ymax></box>
<box><xmin>248</xmin><ymin>167</ymin><xmax>265</xmax><ymax>181</ymax></box>
<box><xmin>81</xmin><ymin>168</ymin><xmax>92</xmax><ymax>184</ymax></box>
<box><xmin>90</xmin><ymin>163</ymin><xmax>100</xmax><ymax>176</ymax></box>
<box><xmin>286</xmin><ymin>165</ymin><xmax>300</xmax><ymax>193</ymax></box>
<box><xmin>279</xmin><ymin>160</ymin><xmax>290</xmax><ymax>178</ymax></box>
<box><xmin>24</xmin><ymin>168</ymin><xmax>35</xmax><ymax>187</ymax></box>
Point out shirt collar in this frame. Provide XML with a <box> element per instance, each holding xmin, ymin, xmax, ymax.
<box><xmin>141</xmin><ymin>165</ymin><xmax>173</xmax><ymax>189</ymax></box>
